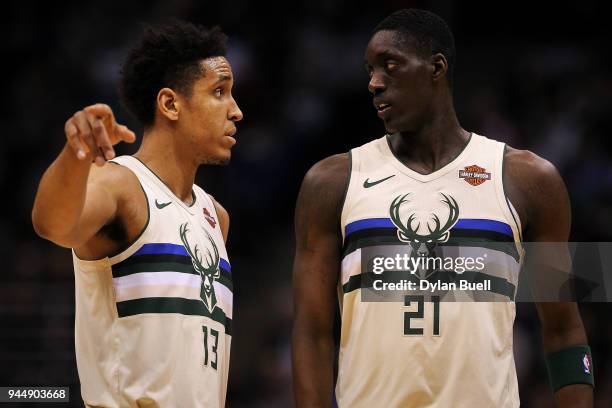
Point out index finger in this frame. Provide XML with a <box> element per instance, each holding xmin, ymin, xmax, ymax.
<box><xmin>85</xmin><ymin>104</ymin><xmax>119</xmax><ymax>141</ymax></box>
<box><xmin>84</xmin><ymin>104</ymin><xmax>116</xmax><ymax>128</ymax></box>
<box><xmin>84</xmin><ymin>103</ymin><xmax>114</xmax><ymax>119</ymax></box>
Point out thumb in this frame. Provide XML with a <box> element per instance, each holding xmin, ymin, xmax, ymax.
<box><xmin>116</xmin><ymin>124</ymin><xmax>137</xmax><ymax>144</ymax></box>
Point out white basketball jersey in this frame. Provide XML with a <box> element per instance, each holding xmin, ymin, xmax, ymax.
<box><xmin>337</xmin><ymin>134</ymin><xmax>523</xmax><ymax>407</ymax></box>
<box><xmin>73</xmin><ymin>156</ymin><xmax>232</xmax><ymax>408</ymax></box>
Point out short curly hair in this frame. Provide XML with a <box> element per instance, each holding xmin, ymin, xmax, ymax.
<box><xmin>374</xmin><ymin>9</ymin><xmax>456</xmax><ymax>87</ymax></box>
<box><xmin>120</xmin><ymin>21</ymin><xmax>228</xmax><ymax>127</ymax></box>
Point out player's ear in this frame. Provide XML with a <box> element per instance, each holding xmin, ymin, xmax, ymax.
<box><xmin>157</xmin><ymin>88</ymin><xmax>180</xmax><ymax>122</ymax></box>
<box><xmin>430</xmin><ymin>53</ymin><xmax>448</xmax><ymax>83</ymax></box>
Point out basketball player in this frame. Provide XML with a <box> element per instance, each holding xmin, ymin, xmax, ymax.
<box><xmin>292</xmin><ymin>9</ymin><xmax>594</xmax><ymax>407</ymax></box>
<box><xmin>32</xmin><ymin>22</ymin><xmax>242</xmax><ymax>407</ymax></box>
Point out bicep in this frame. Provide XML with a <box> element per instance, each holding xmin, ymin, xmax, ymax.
<box><xmin>510</xmin><ymin>152</ymin><xmax>586</xmax><ymax>349</ymax></box>
<box><xmin>293</xmin><ymin>233</ymin><xmax>341</xmax><ymax>335</ymax></box>
<box><xmin>522</xmin><ymin>157</ymin><xmax>571</xmax><ymax>242</ymax></box>
<box><xmin>292</xmin><ymin>155</ymin><xmax>349</xmax><ymax>335</ymax></box>
<box><xmin>61</xmin><ymin>171</ymin><xmax>120</xmax><ymax>247</ymax></box>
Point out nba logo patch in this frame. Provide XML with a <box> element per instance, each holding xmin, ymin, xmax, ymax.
<box><xmin>203</xmin><ymin>208</ymin><xmax>217</xmax><ymax>228</ymax></box>
<box><xmin>459</xmin><ymin>165</ymin><xmax>491</xmax><ymax>186</ymax></box>
<box><xmin>583</xmin><ymin>353</ymin><xmax>591</xmax><ymax>374</ymax></box>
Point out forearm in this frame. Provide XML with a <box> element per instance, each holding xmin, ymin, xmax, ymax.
<box><xmin>539</xmin><ymin>301</ymin><xmax>587</xmax><ymax>355</ymax></box>
<box><xmin>554</xmin><ymin>384</ymin><xmax>593</xmax><ymax>407</ymax></box>
<box><xmin>292</xmin><ymin>327</ymin><xmax>335</xmax><ymax>408</ymax></box>
<box><xmin>32</xmin><ymin>143</ymin><xmax>92</xmax><ymax>241</ymax></box>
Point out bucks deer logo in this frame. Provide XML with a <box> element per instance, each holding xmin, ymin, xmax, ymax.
<box><xmin>179</xmin><ymin>222</ymin><xmax>220</xmax><ymax>313</ymax></box>
<box><xmin>390</xmin><ymin>193</ymin><xmax>460</xmax><ymax>277</ymax></box>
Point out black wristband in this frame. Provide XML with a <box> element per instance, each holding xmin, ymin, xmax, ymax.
<box><xmin>545</xmin><ymin>345</ymin><xmax>594</xmax><ymax>391</ymax></box>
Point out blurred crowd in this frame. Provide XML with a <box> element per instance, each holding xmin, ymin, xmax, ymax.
<box><xmin>3</xmin><ymin>0</ymin><xmax>611</xmax><ymax>406</ymax></box>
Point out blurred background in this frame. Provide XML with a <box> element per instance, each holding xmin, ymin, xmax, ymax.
<box><xmin>3</xmin><ymin>0</ymin><xmax>612</xmax><ymax>406</ymax></box>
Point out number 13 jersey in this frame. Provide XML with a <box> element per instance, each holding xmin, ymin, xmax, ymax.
<box><xmin>73</xmin><ymin>156</ymin><xmax>232</xmax><ymax>408</ymax></box>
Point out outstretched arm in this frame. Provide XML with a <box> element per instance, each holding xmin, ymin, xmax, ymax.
<box><xmin>505</xmin><ymin>148</ymin><xmax>593</xmax><ymax>407</ymax></box>
<box><xmin>292</xmin><ymin>154</ymin><xmax>349</xmax><ymax>408</ymax></box>
<box><xmin>32</xmin><ymin>104</ymin><xmax>136</xmax><ymax>248</ymax></box>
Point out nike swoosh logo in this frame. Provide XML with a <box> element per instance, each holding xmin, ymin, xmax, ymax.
<box><xmin>363</xmin><ymin>175</ymin><xmax>396</xmax><ymax>188</ymax></box>
<box><xmin>155</xmin><ymin>199</ymin><xmax>172</xmax><ymax>209</ymax></box>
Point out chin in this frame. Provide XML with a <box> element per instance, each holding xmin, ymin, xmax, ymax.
<box><xmin>384</xmin><ymin>117</ymin><xmax>416</xmax><ymax>134</ymax></box>
<box><xmin>202</xmin><ymin>152</ymin><xmax>231</xmax><ymax>166</ymax></box>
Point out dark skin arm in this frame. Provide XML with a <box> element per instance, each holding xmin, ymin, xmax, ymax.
<box><xmin>505</xmin><ymin>147</ymin><xmax>593</xmax><ymax>407</ymax></box>
<box><xmin>292</xmin><ymin>154</ymin><xmax>349</xmax><ymax>408</ymax></box>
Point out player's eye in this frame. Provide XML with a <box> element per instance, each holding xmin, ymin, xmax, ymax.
<box><xmin>385</xmin><ymin>60</ymin><xmax>398</xmax><ymax>72</ymax></box>
<box><xmin>214</xmin><ymin>88</ymin><xmax>224</xmax><ymax>97</ymax></box>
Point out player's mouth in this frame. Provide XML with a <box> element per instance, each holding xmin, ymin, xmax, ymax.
<box><xmin>376</xmin><ymin>102</ymin><xmax>392</xmax><ymax>119</ymax></box>
<box><xmin>224</xmin><ymin>128</ymin><xmax>237</xmax><ymax>146</ymax></box>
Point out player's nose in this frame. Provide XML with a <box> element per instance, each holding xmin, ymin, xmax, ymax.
<box><xmin>368</xmin><ymin>72</ymin><xmax>386</xmax><ymax>95</ymax></box>
<box><xmin>229</xmin><ymin>96</ymin><xmax>243</xmax><ymax>122</ymax></box>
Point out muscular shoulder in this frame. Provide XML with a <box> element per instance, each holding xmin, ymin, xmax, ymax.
<box><xmin>505</xmin><ymin>147</ymin><xmax>561</xmax><ymax>187</ymax></box>
<box><xmin>89</xmin><ymin>161</ymin><xmax>142</xmax><ymax>199</ymax></box>
<box><xmin>295</xmin><ymin>153</ymin><xmax>350</xmax><ymax>237</ymax></box>
<box><xmin>504</xmin><ymin>146</ymin><xmax>570</xmax><ymax>240</ymax></box>
<box><xmin>302</xmin><ymin>153</ymin><xmax>350</xmax><ymax>198</ymax></box>
<box><xmin>295</xmin><ymin>153</ymin><xmax>350</xmax><ymax>247</ymax></box>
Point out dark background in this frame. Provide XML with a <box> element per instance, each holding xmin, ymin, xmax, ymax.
<box><xmin>3</xmin><ymin>0</ymin><xmax>612</xmax><ymax>406</ymax></box>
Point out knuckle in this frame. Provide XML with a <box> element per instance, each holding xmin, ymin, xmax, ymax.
<box><xmin>64</xmin><ymin>122</ymin><xmax>74</xmax><ymax>134</ymax></box>
<box><xmin>82</xmin><ymin>131</ymin><xmax>94</xmax><ymax>143</ymax></box>
<box><xmin>86</xmin><ymin>103</ymin><xmax>112</xmax><ymax>115</ymax></box>
<box><xmin>92</xmin><ymin>120</ymin><xmax>104</xmax><ymax>131</ymax></box>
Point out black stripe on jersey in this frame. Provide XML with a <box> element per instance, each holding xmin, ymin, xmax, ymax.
<box><xmin>342</xmin><ymin>228</ymin><xmax>520</xmax><ymax>261</ymax></box>
<box><xmin>116</xmin><ymin>297</ymin><xmax>232</xmax><ymax>335</ymax></box>
<box><xmin>112</xmin><ymin>255</ymin><xmax>233</xmax><ymax>292</ymax></box>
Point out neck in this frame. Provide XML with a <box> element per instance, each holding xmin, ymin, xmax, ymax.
<box><xmin>390</xmin><ymin>99</ymin><xmax>469</xmax><ymax>174</ymax></box>
<box><xmin>134</xmin><ymin>125</ymin><xmax>198</xmax><ymax>204</ymax></box>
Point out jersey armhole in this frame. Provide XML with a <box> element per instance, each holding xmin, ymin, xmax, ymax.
<box><xmin>338</xmin><ymin>150</ymin><xmax>354</xmax><ymax>244</ymax></box>
<box><xmin>203</xmin><ymin>190</ymin><xmax>221</xmax><ymax>222</ymax></box>
<box><xmin>202</xmin><ymin>190</ymin><xmax>229</xmax><ymax>242</ymax></box>
<box><xmin>105</xmin><ymin>162</ymin><xmax>151</xmax><ymax>264</ymax></box>
<box><xmin>497</xmin><ymin>144</ymin><xmax>524</xmax><ymax>243</ymax></box>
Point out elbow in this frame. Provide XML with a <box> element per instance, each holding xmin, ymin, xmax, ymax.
<box><xmin>31</xmin><ymin>207</ymin><xmax>51</xmax><ymax>240</ymax></box>
<box><xmin>31</xmin><ymin>208</ymin><xmax>75</xmax><ymax>248</ymax></box>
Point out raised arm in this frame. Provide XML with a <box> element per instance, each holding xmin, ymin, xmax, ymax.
<box><xmin>31</xmin><ymin>104</ymin><xmax>136</xmax><ymax>248</ymax></box>
<box><xmin>292</xmin><ymin>153</ymin><xmax>349</xmax><ymax>408</ymax></box>
<box><xmin>504</xmin><ymin>148</ymin><xmax>593</xmax><ymax>407</ymax></box>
